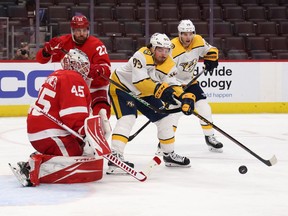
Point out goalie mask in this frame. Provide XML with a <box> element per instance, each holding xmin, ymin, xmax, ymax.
<box><xmin>61</xmin><ymin>48</ymin><xmax>90</xmax><ymax>78</ymax></box>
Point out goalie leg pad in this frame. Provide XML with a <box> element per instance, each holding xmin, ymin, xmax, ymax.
<box><xmin>34</xmin><ymin>154</ymin><xmax>104</xmax><ymax>184</ymax></box>
<box><xmin>39</xmin><ymin>156</ymin><xmax>104</xmax><ymax>184</ymax></box>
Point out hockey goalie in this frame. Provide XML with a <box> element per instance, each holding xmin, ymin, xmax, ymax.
<box><xmin>9</xmin><ymin>49</ymin><xmax>112</xmax><ymax>187</ymax></box>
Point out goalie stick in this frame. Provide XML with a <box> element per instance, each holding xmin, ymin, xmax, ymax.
<box><xmin>32</xmin><ymin>105</ymin><xmax>158</xmax><ymax>182</ymax></box>
<box><xmin>192</xmin><ymin>111</ymin><xmax>277</xmax><ymax>167</ymax></box>
<box><xmin>128</xmin><ymin>68</ymin><xmax>206</xmax><ymax>142</ymax></box>
<box><xmin>59</xmin><ymin>49</ymin><xmax>161</xmax><ymax>179</ymax></box>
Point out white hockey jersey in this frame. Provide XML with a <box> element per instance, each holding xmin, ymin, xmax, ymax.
<box><xmin>111</xmin><ymin>47</ymin><xmax>182</xmax><ymax>97</ymax></box>
<box><xmin>171</xmin><ymin>35</ymin><xmax>218</xmax><ymax>85</ymax></box>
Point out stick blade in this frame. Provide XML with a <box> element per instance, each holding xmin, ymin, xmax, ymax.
<box><xmin>142</xmin><ymin>156</ymin><xmax>162</xmax><ymax>177</ymax></box>
<box><xmin>268</xmin><ymin>155</ymin><xmax>278</xmax><ymax>166</ymax></box>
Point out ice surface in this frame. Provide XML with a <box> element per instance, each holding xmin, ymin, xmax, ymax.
<box><xmin>1</xmin><ymin>114</ymin><xmax>288</xmax><ymax>216</ymax></box>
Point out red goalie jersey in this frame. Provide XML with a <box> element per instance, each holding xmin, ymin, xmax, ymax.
<box><xmin>27</xmin><ymin>69</ymin><xmax>92</xmax><ymax>156</ymax></box>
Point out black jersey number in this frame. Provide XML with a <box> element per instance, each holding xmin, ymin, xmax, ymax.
<box><xmin>133</xmin><ymin>58</ymin><xmax>142</xmax><ymax>69</ymax></box>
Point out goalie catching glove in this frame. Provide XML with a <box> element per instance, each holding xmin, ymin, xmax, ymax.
<box><xmin>154</xmin><ymin>82</ymin><xmax>178</xmax><ymax>105</ymax></box>
<box><xmin>179</xmin><ymin>93</ymin><xmax>195</xmax><ymax>115</ymax></box>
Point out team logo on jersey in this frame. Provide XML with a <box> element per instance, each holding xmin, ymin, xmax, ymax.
<box><xmin>126</xmin><ymin>101</ymin><xmax>135</xmax><ymax>108</ymax></box>
<box><xmin>179</xmin><ymin>59</ymin><xmax>197</xmax><ymax>73</ymax></box>
<box><xmin>45</xmin><ymin>76</ymin><xmax>58</xmax><ymax>90</ymax></box>
<box><xmin>143</xmin><ymin>49</ymin><xmax>153</xmax><ymax>56</ymax></box>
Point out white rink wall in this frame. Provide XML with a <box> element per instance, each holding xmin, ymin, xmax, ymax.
<box><xmin>0</xmin><ymin>61</ymin><xmax>287</xmax><ymax>116</ymax></box>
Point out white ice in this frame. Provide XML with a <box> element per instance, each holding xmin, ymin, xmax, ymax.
<box><xmin>0</xmin><ymin>114</ymin><xmax>288</xmax><ymax>216</ymax></box>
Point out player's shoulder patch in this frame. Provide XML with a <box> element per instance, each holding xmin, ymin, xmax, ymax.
<box><xmin>139</xmin><ymin>47</ymin><xmax>152</xmax><ymax>55</ymax></box>
<box><xmin>138</xmin><ymin>47</ymin><xmax>154</xmax><ymax>65</ymax></box>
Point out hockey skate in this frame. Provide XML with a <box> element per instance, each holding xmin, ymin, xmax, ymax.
<box><xmin>156</xmin><ymin>143</ymin><xmax>190</xmax><ymax>167</ymax></box>
<box><xmin>8</xmin><ymin>162</ymin><xmax>33</xmax><ymax>187</ymax></box>
<box><xmin>163</xmin><ymin>151</ymin><xmax>191</xmax><ymax>168</ymax></box>
<box><xmin>205</xmin><ymin>135</ymin><xmax>223</xmax><ymax>153</ymax></box>
<box><xmin>106</xmin><ymin>151</ymin><xmax>134</xmax><ymax>175</ymax></box>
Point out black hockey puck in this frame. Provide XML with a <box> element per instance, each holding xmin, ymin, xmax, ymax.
<box><xmin>238</xmin><ymin>165</ymin><xmax>248</xmax><ymax>174</ymax></box>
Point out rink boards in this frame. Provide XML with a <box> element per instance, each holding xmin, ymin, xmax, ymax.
<box><xmin>0</xmin><ymin>60</ymin><xmax>287</xmax><ymax>116</ymax></box>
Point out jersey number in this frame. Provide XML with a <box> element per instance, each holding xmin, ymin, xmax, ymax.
<box><xmin>71</xmin><ymin>85</ymin><xmax>85</xmax><ymax>97</ymax></box>
<box><xmin>36</xmin><ymin>85</ymin><xmax>85</xmax><ymax>114</ymax></box>
<box><xmin>37</xmin><ymin>87</ymin><xmax>56</xmax><ymax>113</ymax></box>
<box><xmin>133</xmin><ymin>58</ymin><xmax>142</xmax><ymax>69</ymax></box>
<box><xmin>96</xmin><ymin>45</ymin><xmax>108</xmax><ymax>56</ymax></box>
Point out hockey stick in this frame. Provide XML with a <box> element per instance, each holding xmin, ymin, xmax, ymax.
<box><xmin>101</xmin><ymin>75</ymin><xmax>181</xmax><ymax>114</ymax></box>
<box><xmin>128</xmin><ymin>68</ymin><xmax>206</xmax><ymax>142</ymax></box>
<box><xmin>128</xmin><ymin>120</ymin><xmax>151</xmax><ymax>142</ymax></box>
<box><xmin>63</xmin><ymin>48</ymin><xmax>179</xmax><ymax>114</ymax></box>
<box><xmin>59</xmin><ymin>48</ymin><xmax>161</xmax><ymax>179</ymax></box>
<box><xmin>192</xmin><ymin>111</ymin><xmax>277</xmax><ymax>167</ymax></box>
<box><xmin>32</xmin><ymin>105</ymin><xmax>150</xmax><ymax>181</ymax></box>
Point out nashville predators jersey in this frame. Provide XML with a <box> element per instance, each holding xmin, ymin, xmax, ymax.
<box><xmin>171</xmin><ymin>34</ymin><xmax>217</xmax><ymax>85</ymax></box>
<box><xmin>112</xmin><ymin>47</ymin><xmax>181</xmax><ymax>97</ymax></box>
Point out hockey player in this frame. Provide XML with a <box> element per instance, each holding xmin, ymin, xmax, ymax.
<box><xmin>36</xmin><ymin>15</ymin><xmax>111</xmax><ymax>118</ymax></box>
<box><xmin>9</xmin><ymin>49</ymin><xmax>108</xmax><ymax>187</ymax></box>
<box><xmin>171</xmin><ymin>19</ymin><xmax>223</xmax><ymax>152</ymax></box>
<box><xmin>107</xmin><ymin>33</ymin><xmax>195</xmax><ymax>174</ymax></box>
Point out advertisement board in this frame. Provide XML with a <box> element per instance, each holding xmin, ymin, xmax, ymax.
<box><xmin>0</xmin><ymin>61</ymin><xmax>287</xmax><ymax>116</ymax></box>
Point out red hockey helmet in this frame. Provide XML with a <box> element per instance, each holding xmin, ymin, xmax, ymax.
<box><xmin>70</xmin><ymin>15</ymin><xmax>89</xmax><ymax>29</ymax></box>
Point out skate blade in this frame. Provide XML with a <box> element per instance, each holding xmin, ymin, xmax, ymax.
<box><xmin>208</xmin><ymin>146</ymin><xmax>223</xmax><ymax>153</ymax></box>
<box><xmin>164</xmin><ymin>162</ymin><xmax>191</xmax><ymax>168</ymax></box>
<box><xmin>106</xmin><ymin>166</ymin><xmax>130</xmax><ymax>175</ymax></box>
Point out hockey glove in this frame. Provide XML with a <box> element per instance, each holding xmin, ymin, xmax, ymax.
<box><xmin>180</xmin><ymin>93</ymin><xmax>196</xmax><ymax>115</ymax></box>
<box><xmin>89</xmin><ymin>64</ymin><xmax>107</xmax><ymax>79</ymax></box>
<box><xmin>203</xmin><ymin>48</ymin><xmax>219</xmax><ymax>72</ymax></box>
<box><xmin>43</xmin><ymin>37</ymin><xmax>63</xmax><ymax>56</ymax></box>
<box><xmin>204</xmin><ymin>59</ymin><xmax>218</xmax><ymax>72</ymax></box>
<box><xmin>154</xmin><ymin>82</ymin><xmax>178</xmax><ymax>105</ymax></box>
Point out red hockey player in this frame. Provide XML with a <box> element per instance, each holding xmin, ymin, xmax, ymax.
<box><xmin>36</xmin><ymin>15</ymin><xmax>111</xmax><ymax>118</ymax></box>
<box><xmin>9</xmin><ymin>49</ymin><xmax>111</xmax><ymax>187</ymax></box>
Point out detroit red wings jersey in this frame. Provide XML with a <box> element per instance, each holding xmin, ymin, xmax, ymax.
<box><xmin>27</xmin><ymin>69</ymin><xmax>92</xmax><ymax>142</ymax></box>
<box><xmin>36</xmin><ymin>34</ymin><xmax>111</xmax><ymax>89</ymax></box>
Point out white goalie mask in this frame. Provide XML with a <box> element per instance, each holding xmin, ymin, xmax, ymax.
<box><xmin>150</xmin><ymin>33</ymin><xmax>172</xmax><ymax>50</ymax></box>
<box><xmin>61</xmin><ymin>48</ymin><xmax>90</xmax><ymax>78</ymax></box>
<box><xmin>178</xmin><ymin>20</ymin><xmax>196</xmax><ymax>34</ymax></box>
